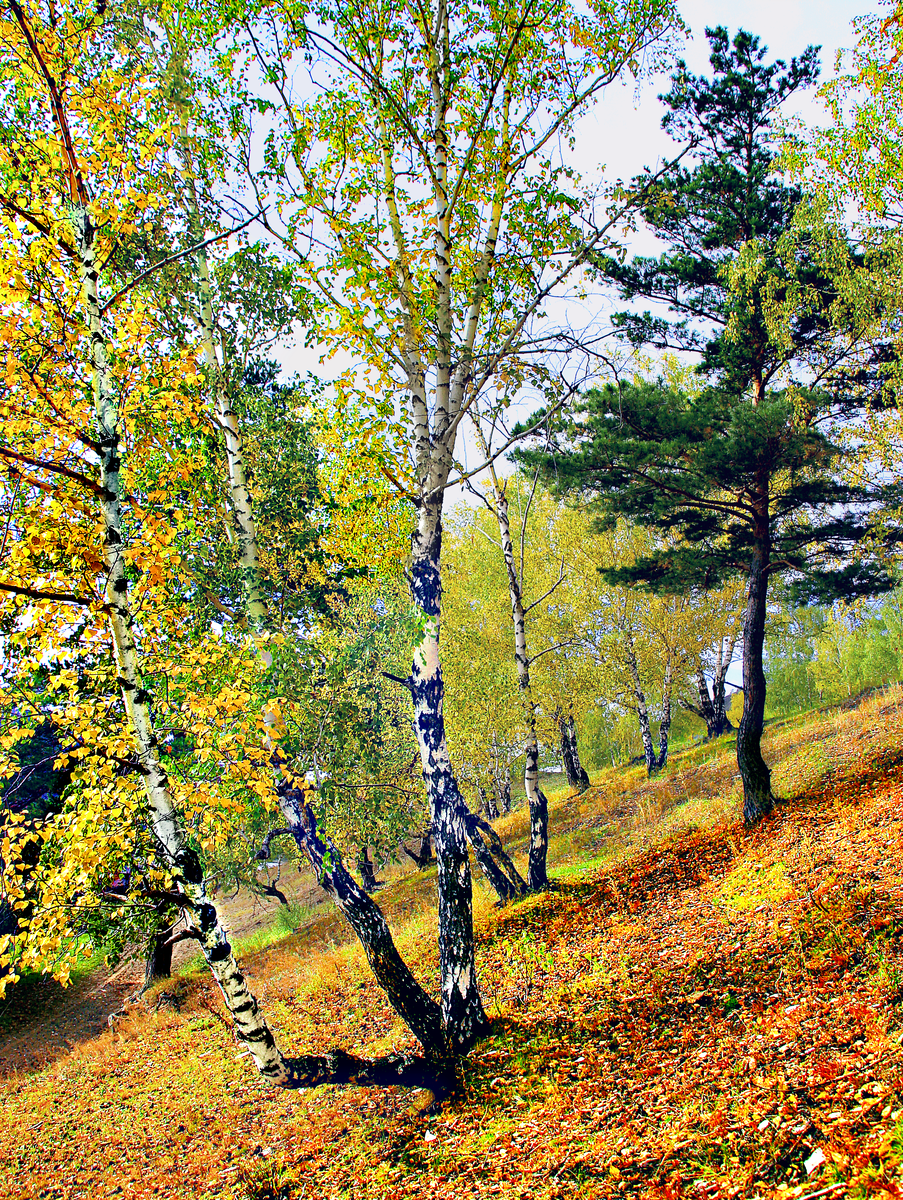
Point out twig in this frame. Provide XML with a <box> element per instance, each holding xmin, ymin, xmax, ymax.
<box><xmin>797</xmin><ymin>1183</ymin><xmax>848</xmax><ymax>1200</ymax></box>
<box><xmin>523</xmin><ymin>558</ymin><xmax>565</xmax><ymax>615</ymax></box>
<box><xmin>382</xmin><ymin>671</ymin><xmax>414</xmax><ymax>693</ymax></box>
<box><xmin>0</xmin><ymin>474</ymin><xmax>22</xmax><ymax>562</ymax></box>
<box><xmin>99</xmin><ymin>214</ymin><xmax>264</xmax><ymax>315</ymax></box>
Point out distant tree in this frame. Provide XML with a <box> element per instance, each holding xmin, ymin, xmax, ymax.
<box><xmin>678</xmin><ymin>579</ymin><xmax>745</xmax><ymax>739</ymax></box>
<box><xmin>517</xmin><ymin>28</ymin><xmax>895</xmax><ymax>822</ymax></box>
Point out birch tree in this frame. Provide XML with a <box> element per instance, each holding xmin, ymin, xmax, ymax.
<box><xmin>0</xmin><ymin>0</ymin><xmax>295</xmax><ymax>1074</ymax></box>
<box><xmin>0</xmin><ymin>0</ymin><xmax>461</xmax><ymax>1093</ymax></box>
<box><xmin>465</xmin><ymin>441</ymin><xmax>563</xmax><ymax>887</ymax></box>
<box><xmin>245</xmin><ymin>0</ymin><xmax>682</xmax><ymax>1038</ymax></box>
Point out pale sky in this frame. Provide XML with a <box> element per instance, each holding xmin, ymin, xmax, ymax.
<box><xmin>575</xmin><ymin>0</ymin><xmax>867</xmax><ymax>191</ymax></box>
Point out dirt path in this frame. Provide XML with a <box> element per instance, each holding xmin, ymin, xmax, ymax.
<box><xmin>0</xmin><ymin>863</ymin><xmax>335</xmax><ymax>1077</ymax></box>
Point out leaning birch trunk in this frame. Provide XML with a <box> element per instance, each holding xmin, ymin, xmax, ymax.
<box><xmin>191</xmin><ymin>239</ymin><xmax>461</xmax><ymax>1066</ymax></box>
<box><xmin>493</xmin><ymin>488</ymin><xmax>548</xmax><ymax>889</ymax></box>
<box><xmin>466</xmin><ymin>810</ymin><xmax>527</xmax><ymax>897</ymax></box>
<box><xmin>73</xmin><ymin>204</ymin><xmax>296</xmax><ymax>1086</ymax></box>
<box><xmin>78</xmin><ymin>203</ymin><xmax>454</xmax><ymax>1090</ymax></box>
<box><xmin>174</xmin><ymin>149</ymin><xmax>462</xmax><ymax>1059</ymax></box>
<box><xmin>566</xmin><ymin>713</ymin><xmax>591</xmax><ymax>790</ymax></box>
<box><xmin>624</xmin><ymin>631</ymin><xmax>656</xmax><ymax>776</ymax></box>
<box><xmin>558</xmin><ymin>708</ymin><xmax>590</xmax><ymax>791</ymax></box>
<box><xmin>275</xmin><ymin>782</ymin><xmax>450</xmax><ymax>1064</ymax></box>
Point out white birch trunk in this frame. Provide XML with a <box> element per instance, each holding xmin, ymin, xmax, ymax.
<box><xmin>177</xmin><ymin>171</ymin><xmax>453</xmax><ymax>1063</ymax></box>
<box><xmin>409</xmin><ymin>494</ymin><xmax>486</xmax><ymax>1049</ymax></box>
<box><xmin>192</xmin><ymin>240</ymin><xmax>268</xmax><ymax>630</ymax></box>
<box><xmin>72</xmin><ymin>203</ymin><xmax>294</xmax><ymax>1085</ymax></box>
<box><xmin>623</xmin><ymin>629</ymin><xmax>656</xmax><ymax>776</ymax></box>
<box><xmin>493</xmin><ymin>488</ymin><xmax>548</xmax><ymax>889</ymax></box>
<box><xmin>656</xmin><ymin>651</ymin><xmax>674</xmax><ymax>771</ymax></box>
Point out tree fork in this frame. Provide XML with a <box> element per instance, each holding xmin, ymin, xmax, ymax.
<box><xmin>276</xmin><ymin>781</ymin><xmax>451</xmax><ymax>1061</ymax></box>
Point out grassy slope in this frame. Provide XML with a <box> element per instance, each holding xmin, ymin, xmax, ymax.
<box><xmin>3</xmin><ymin>689</ymin><xmax>903</xmax><ymax>1200</ymax></box>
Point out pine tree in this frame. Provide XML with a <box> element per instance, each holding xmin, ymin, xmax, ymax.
<box><xmin>516</xmin><ymin>28</ymin><xmax>896</xmax><ymax>823</ymax></box>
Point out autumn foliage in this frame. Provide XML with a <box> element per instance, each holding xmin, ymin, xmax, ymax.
<box><xmin>2</xmin><ymin>688</ymin><xmax>903</xmax><ymax>1199</ymax></box>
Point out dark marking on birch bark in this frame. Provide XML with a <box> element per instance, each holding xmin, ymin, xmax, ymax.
<box><xmin>558</xmin><ymin>709</ymin><xmax>590</xmax><ymax>791</ymax></box>
<box><xmin>409</xmin><ymin>502</ymin><xmax>487</xmax><ymax>1051</ymax></box>
<box><xmin>277</xmin><ymin>782</ymin><xmax>453</xmax><ymax>1063</ymax></box>
<box><xmin>624</xmin><ymin>633</ymin><xmax>657</xmax><ymax>776</ymax></box>
<box><xmin>655</xmin><ymin>654</ymin><xmax>673</xmax><ymax>771</ymax></box>
<box><xmin>492</xmin><ymin>488</ymin><xmax>548</xmax><ymax>889</ymax></box>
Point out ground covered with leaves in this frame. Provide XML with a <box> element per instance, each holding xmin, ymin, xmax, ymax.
<box><xmin>2</xmin><ymin>691</ymin><xmax>903</xmax><ymax>1200</ymax></box>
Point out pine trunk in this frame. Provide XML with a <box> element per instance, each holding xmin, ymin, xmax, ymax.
<box><xmin>409</xmin><ymin>499</ymin><xmax>487</xmax><ymax>1051</ymax></box>
<box><xmin>737</xmin><ymin>521</ymin><xmax>774</xmax><ymax>824</ymax></box>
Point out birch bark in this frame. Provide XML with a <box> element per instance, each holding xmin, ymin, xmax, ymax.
<box><xmin>558</xmin><ymin>709</ymin><xmax>590</xmax><ymax>791</ymax></box>
<box><xmin>711</xmin><ymin>632</ymin><xmax>737</xmax><ymax>736</ymax></box>
<box><xmin>409</xmin><ymin>496</ymin><xmax>487</xmax><ymax>1049</ymax></box>
<box><xmin>468</xmin><ymin>412</ymin><xmax>549</xmax><ymax>888</ymax></box>
<box><xmin>655</xmin><ymin>651</ymin><xmax>673</xmax><ymax>770</ymax></box>
<box><xmin>737</xmin><ymin>490</ymin><xmax>774</xmax><ymax>823</ymax></box>
<box><xmin>73</xmin><ymin>202</ymin><xmax>296</xmax><ymax>1084</ymax></box>
<box><xmin>194</xmin><ymin>241</ymin><xmax>268</xmax><ymax>631</ymax></box>
<box><xmin>492</xmin><ymin>486</ymin><xmax>548</xmax><ymax>889</ymax></box>
<box><xmin>623</xmin><ymin>628</ymin><xmax>656</xmax><ymax>776</ymax></box>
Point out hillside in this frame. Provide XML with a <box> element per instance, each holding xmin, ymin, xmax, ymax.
<box><xmin>2</xmin><ymin>689</ymin><xmax>903</xmax><ymax>1200</ymax></box>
